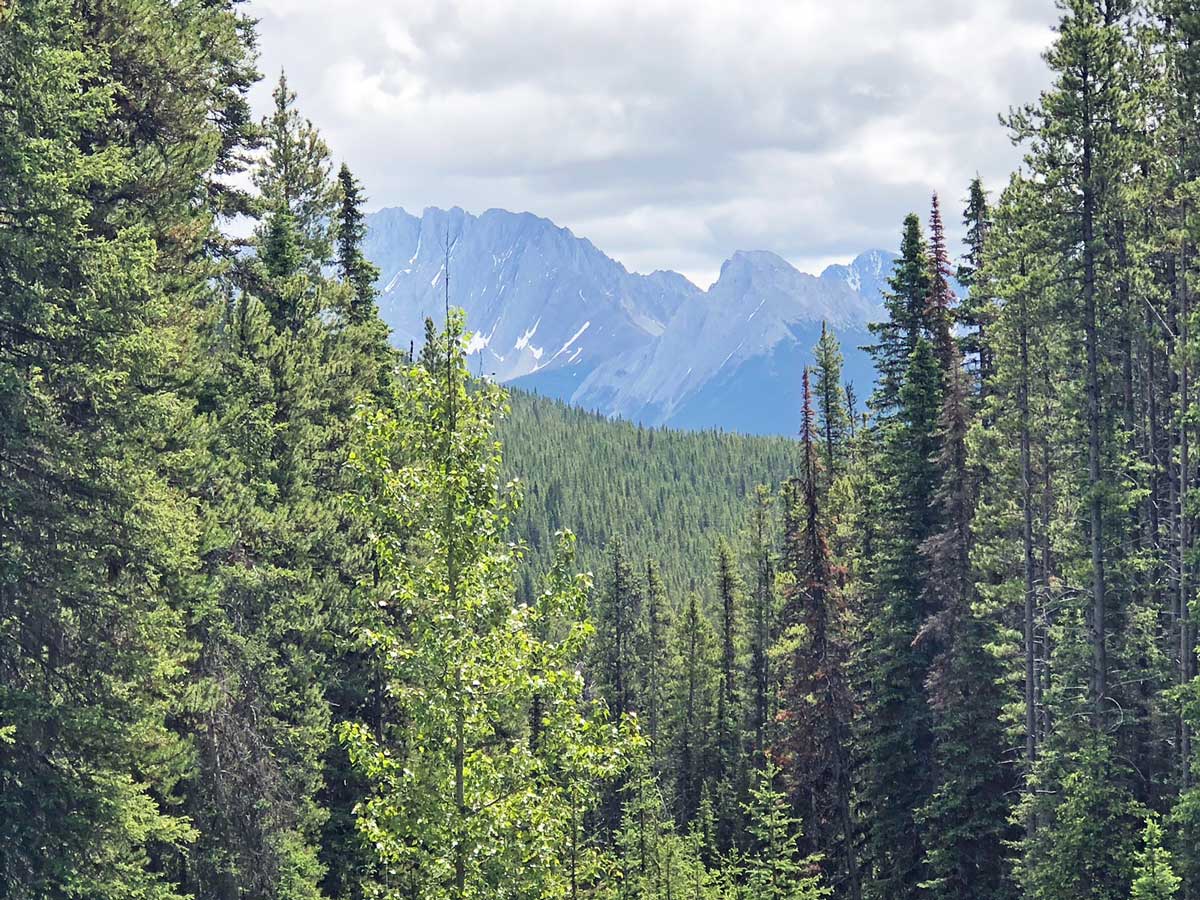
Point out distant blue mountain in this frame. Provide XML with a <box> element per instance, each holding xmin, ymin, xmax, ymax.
<box><xmin>364</xmin><ymin>206</ymin><xmax>907</xmax><ymax>436</ymax></box>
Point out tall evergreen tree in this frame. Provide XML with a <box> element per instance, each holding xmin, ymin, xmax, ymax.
<box><xmin>813</xmin><ymin>324</ymin><xmax>850</xmax><ymax>490</ymax></box>
<box><xmin>916</xmin><ymin>346</ymin><xmax>1013</xmax><ymax>900</ymax></box>
<box><xmin>867</xmin><ymin>214</ymin><xmax>932</xmax><ymax>415</ymax></box>
<box><xmin>776</xmin><ymin>371</ymin><xmax>859</xmax><ymax>900</ymax></box>
<box><xmin>642</xmin><ymin>560</ymin><xmax>673</xmax><ymax>751</ymax></box>
<box><xmin>254</xmin><ymin>72</ymin><xmax>337</xmax><ymax>267</ymax></box>
<box><xmin>713</xmin><ymin>539</ymin><xmax>744</xmax><ymax>851</ymax></box>
<box><xmin>595</xmin><ymin>538</ymin><xmax>644</xmax><ymax>718</ymax></box>
<box><xmin>926</xmin><ymin>193</ymin><xmax>958</xmax><ymax>374</ymax></box>
<box><xmin>335</xmin><ymin>164</ymin><xmax>381</xmax><ymax>322</ymax></box>
<box><xmin>671</xmin><ymin>592</ymin><xmax>718</xmax><ymax>828</ymax></box>
<box><xmin>957</xmin><ymin>176</ymin><xmax>995</xmax><ymax>390</ymax></box>
<box><xmin>855</xmin><ymin>331</ymin><xmax>943</xmax><ymax>900</ymax></box>
<box><xmin>0</xmin><ymin>0</ymin><xmax>256</xmax><ymax>895</ymax></box>
<box><xmin>746</xmin><ymin>486</ymin><xmax>777</xmax><ymax>762</ymax></box>
<box><xmin>1002</xmin><ymin>3</ymin><xmax>1147</xmax><ymax>894</ymax></box>
<box><xmin>1132</xmin><ymin>818</ymin><xmax>1181</xmax><ymax>900</ymax></box>
<box><xmin>742</xmin><ymin>761</ymin><xmax>830</xmax><ymax>900</ymax></box>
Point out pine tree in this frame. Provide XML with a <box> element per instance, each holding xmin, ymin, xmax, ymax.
<box><xmin>671</xmin><ymin>592</ymin><xmax>718</xmax><ymax>827</ymax></box>
<box><xmin>642</xmin><ymin>560</ymin><xmax>673</xmax><ymax>750</ymax></box>
<box><xmin>813</xmin><ymin>324</ymin><xmax>850</xmax><ymax>490</ymax></box>
<box><xmin>188</xmin><ymin>212</ymin><xmax>336</xmax><ymax>900</ymax></box>
<box><xmin>255</xmin><ymin>71</ymin><xmax>338</xmax><ymax>267</ymax></box>
<box><xmin>867</xmin><ymin>214</ymin><xmax>931</xmax><ymax>415</ymax></box>
<box><xmin>615</xmin><ymin>749</ymin><xmax>712</xmax><ymax>900</ymax></box>
<box><xmin>855</xmin><ymin>334</ymin><xmax>942</xmax><ymax>900</ymax></box>
<box><xmin>182</xmin><ymin>79</ymin><xmax>356</xmax><ymax>899</ymax></box>
<box><xmin>421</xmin><ymin>315</ymin><xmax>443</xmax><ymax>374</ymax></box>
<box><xmin>713</xmin><ymin>539</ymin><xmax>744</xmax><ymax>852</ymax></box>
<box><xmin>595</xmin><ymin>538</ymin><xmax>644</xmax><ymax>718</ymax></box>
<box><xmin>315</xmin><ymin>171</ymin><xmax>396</xmax><ymax>900</ymax></box>
<box><xmin>746</xmin><ymin>486</ymin><xmax>777</xmax><ymax>761</ymax></box>
<box><xmin>776</xmin><ymin>370</ymin><xmax>859</xmax><ymax>900</ymax></box>
<box><xmin>916</xmin><ymin>348</ymin><xmax>1013</xmax><ymax>900</ymax></box>
<box><xmin>742</xmin><ymin>761</ymin><xmax>830</xmax><ymax>900</ymax></box>
<box><xmin>593</xmin><ymin>538</ymin><xmax>645</xmax><ymax>835</ymax></box>
<box><xmin>1001</xmin><ymin>3</ymin><xmax>1147</xmax><ymax>894</ymax></box>
<box><xmin>956</xmin><ymin>176</ymin><xmax>995</xmax><ymax>390</ymax></box>
<box><xmin>0</xmin><ymin>0</ymin><xmax>255</xmax><ymax>895</ymax></box>
<box><xmin>1131</xmin><ymin>817</ymin><xmax>1181</xmax><ymax>900</ymax></box>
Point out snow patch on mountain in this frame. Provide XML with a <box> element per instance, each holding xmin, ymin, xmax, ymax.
<box><xmin>515</xmin><ymin>319</ymin><xmax>541</xmax><ymax>351</ymax></box>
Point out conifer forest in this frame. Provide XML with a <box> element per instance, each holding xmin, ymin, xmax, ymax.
<box><xmin>12</xmin><ymin>1</ymin><xmax>1200</xmax><ymax>898</ymax></box>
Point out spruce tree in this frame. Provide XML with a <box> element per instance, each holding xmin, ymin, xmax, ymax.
<box><xmin>713</xmin><ymin>539</ymin><xmax>744</xmax><ymax>852</ymax></box>
<box><xmin>776</xmin><ymin>371</ymin><xmax>859</xmax><ymax>900</ymax></box>
<box><xmin>0</xmin><ymin>0</ymin><xmax>255</xmax><ymax>895</ymax></box>
<box><xmin>183</xmin><ymin>80</ymin><xmax>359</xmax><ymax>899</ymax></box>
<box><xmin>813</xmin><ymin>324</ymin><xmax>850</xmax><ymax>490</ymax></box>
<box><xmin>1002</xmin><ymin>4</ymin><xmax>1146</xmax><ymax>894</ymax></box>
<box><xmin>855</xmin><ymin>333</ymin><xmax>942</xmax><ymax>900</ymax></box>
<box><xmin>595</xmin><ymin>538</ymin><xmax>644</xmax><ymax>718</ymax></box>
<box><xmin>593</xmin><ymin>538</ymin><xmax>645</xmax><ymax>835</ymax></box>
<box><xmin>642</xmin><ymin>560</ymin><xmax>673</xmax><ymax>751</ymax></box>
<box><xmin>742</xmin><ymin>761</ymin><xmax>829</xmax><ymax>900</ymax></box>
<box><xmin>1131</xmin><ymin>818</ymin><xmax>1181</xmax><ymax>900</ymax></box>
<box><xmin>746</xmin><ymin>486</ymin><xmax>777</xmax><ymax>762</ymax></box>
<box><xmin>335</xmin><ymin>164</ymin><xmax>381</xmax><ymax>322</ymax></box>
<box><xmin>671</xmin><ymin>592</ymin><xmax>718</xmax><ymax>827</ymax></box>
<box><xmin>867</xmin><ymin>213</ymin><xmax>931</xmax><ymax>415</ymax></box>
<box><xmin>916</xmin><ymin>349</ymin><xmax>1013</xmax><ymax>900</ymax></box>
<box><xmin>255</xmin><ymin>71</ymin><xmax>338</xmax><ymax>267</ymax></box>
<box><xmin>956</xmin><ymin>176</ymin><xmax>994</xmax><ymax>390</ymax></box>
<box><xmin>926</xmin><ymin>193</ymin><xmax>958</xmax><ymax>374</ymax></box>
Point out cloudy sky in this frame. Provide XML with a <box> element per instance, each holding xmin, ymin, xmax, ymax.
<box><xmin>249</xmin><ymin>0</ymin><xmax>1058</xmax><ymax>287</ymax></box>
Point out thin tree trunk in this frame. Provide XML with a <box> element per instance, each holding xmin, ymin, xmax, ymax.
<box><xmin>444</xmin><ymin>243</ymin><xmax>467</xmax><ymax>898</ymax></box>
<box><xmin>1018</xmin><ymin>279</ymin><xmax>1037</xmax><ymax>835</ymax></box>
<box><xmin>1181</xmin><ymin>241</ymin><xmax>1192</xmax><ymax>785</ymax></box>
<box><xmin>1039</xmin><ymin>372</ymin><xmax>1055</xmax><ymax>748</ymax></box>
<box><xmin>1082</xmin><ymin>123</ymin><xmax>1107</xmax><ymax>722</ymax></box>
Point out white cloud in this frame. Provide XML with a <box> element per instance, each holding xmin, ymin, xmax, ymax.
<box><xmin>249</xmin><ymin>0</ymin><xmax>1058</xmax><ymax>284</ymax></box>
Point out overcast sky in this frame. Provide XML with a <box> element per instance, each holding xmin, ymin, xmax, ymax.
<box><xmin>249</xmin><ymin>0</ymin><xmax>1058</xmax><ymax>287</ymax></box>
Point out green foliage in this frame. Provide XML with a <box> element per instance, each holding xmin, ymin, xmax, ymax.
<box><xmin>854</xmin><ymin>338</ymin><xmax>943</xmax><ymax>900</ymax></box>
<box><xmin>336</xmin><ymin>164</ymin><xmax>382</xmax><ymax>321</ymax></box>
<box><xmin>669</xmin><ymin>592</ymin><xmax>720</xmax><ymax>828</ymax></box>
<box><xmin>255</xmin><ymin>71</ymin><xmax>338</xmax><ymax>266</ymax></box>
<box><xmin>0</xmin><ymin>0</ymin><xmax>253</xmax><ymax>895</ymax></box>
<box><xmin>16</xmin><ymin>4</ymin><xmax>1200</xmax><ymax>900</ymax></box>
<box><xmin>501</xmin><ymin>390</ymin><xmax>805</xmax><ymax>599</ymax></box>
<box><xmin>867</xmin><ymin>213</ymin><xmax>931</xmax><ymax>414</ymax></box>
<box><xmin>1132</xmin><ymin>817</ymin><xmax>1181</xmax><ymax>900</ymax></box>
<box><xmin>342</xmin><ymin>314</ymin><xmax>636</xmax><ymax>899</ymax></box>
<box><xmin>742</xmin><ymin>762</ymin><xmax>829</xmax><ymax>900</ymax></box>
<box><xmin>813</xmin><ymin>324</ymin><xmax>850</xmax><ymax>488</ymax></box>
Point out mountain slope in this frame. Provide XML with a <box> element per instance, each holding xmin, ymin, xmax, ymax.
<box><xmin>365</xmin><ymin>206</ymin><xmax>896</xmax><ymax>435</ymax></box>
<box><xmin>364</xmin><ymin>206</ymin><xmax>699</xmax><ymax>385</ymax></box>
<box><xmin>560</xmin><ymin>249</ymin><xmax>882</xmax><ymax>433</ymax></box>
<box><xmin>500</xmin><ymin>389</ymin><xmax>803</xmax><ymax>600</ymax></box>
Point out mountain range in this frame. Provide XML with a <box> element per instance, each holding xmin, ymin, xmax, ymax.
<box><xmin>363</xmin><ymin>205</ymin><xmax>899</xmax><ymax>436</ymax></box>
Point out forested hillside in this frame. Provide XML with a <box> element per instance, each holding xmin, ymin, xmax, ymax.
<box><xmin>501</xmin><ymin>390</ymin><xmax>804</xmax><ymax>598</ymax></box>
<box><xmin>9</xmin><ymin>2</ymin><xmax>1200</xmax><ymax>900</ymax></box>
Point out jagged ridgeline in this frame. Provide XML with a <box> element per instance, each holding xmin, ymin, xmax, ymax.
<box><xmin>500</xmin><ymin>389</ymin><xmax>805</xmax><ymax>598</ymax></box>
